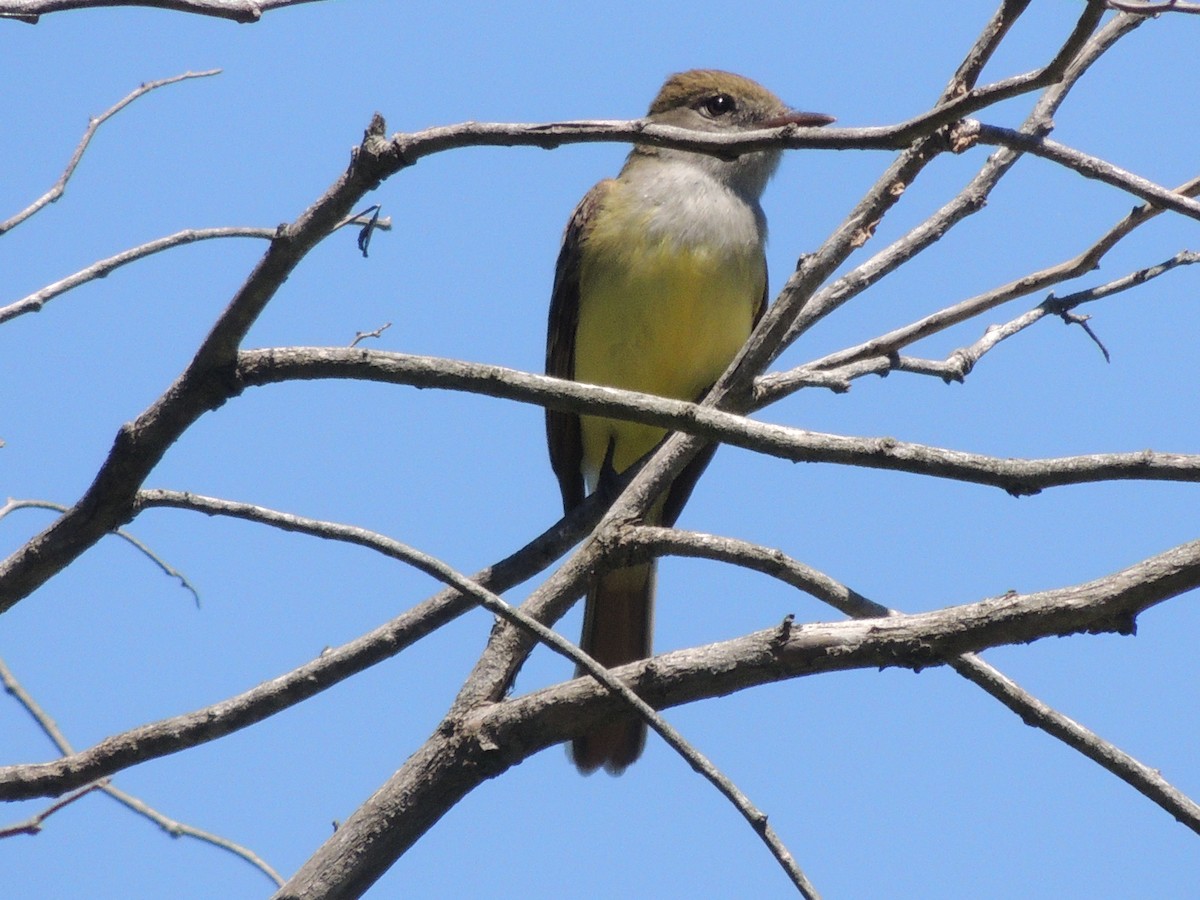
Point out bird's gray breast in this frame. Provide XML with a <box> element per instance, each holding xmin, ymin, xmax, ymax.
<box><xmin>625</xmin><ymin>160</ymin><xmax>768</xmax><ymax>258</ymax></box>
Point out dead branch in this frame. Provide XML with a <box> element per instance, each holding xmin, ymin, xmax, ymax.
<box><xmin>0</xmin><ymin>70</ymin><xmax>219</xmax><ymax>233</ymax></box>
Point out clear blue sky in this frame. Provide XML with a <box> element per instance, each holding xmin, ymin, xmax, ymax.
<box><xmin>2</xmin><ymin>2</ymin><xmax>1198</xmax><ymax>898</ymax></box>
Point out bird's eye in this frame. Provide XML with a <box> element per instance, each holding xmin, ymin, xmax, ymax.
<box><xmin>698</xmin><ymin>93</ymin><xmax>736</xmax><ymax>118</ymax></box>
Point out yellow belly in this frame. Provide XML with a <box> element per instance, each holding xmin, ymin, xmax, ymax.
<box><xmin>575</xmin><ymin>236</ymin><xmax>762</xmax><ymax>485</ymax></box>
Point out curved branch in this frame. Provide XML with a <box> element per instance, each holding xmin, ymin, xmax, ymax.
<box><xmin>0</xmin><ymin>487</ymin><xmax>597</xmax><ymax>801</ymax></box>
<box><xmin>905</xmin><ymin>251</ymin><xmax>1200</xmax><ymax>379</ymax></box>
<box><xmin>626</xmin><ymin>526</ymin><xmax>1200</xmax><ymax>834</ymax></box>
<box><xmin>0</xmin><ymin>70</ymin><xmax>219</xmax><ymax>232</ymax></box>
<box><xmin>0</xmin><ymin>499</ymin><xmax>199</xmax><ymax>603</ymax></box>
<box><xmin>0</xmin><ymin>657</ymin><xmax>283</xmax><ymax>884</ymax></box>
<box><xmin>972</xmin><ymin>122</ymin><xmax>1200</xmax><ymax>219</ymax></box>
<box><xmin>237</xmin><ymin>346</ymin><xmax>1200</xmax><ymax>494</ymax></box>
<box><xmin>762</xmin><ymin>172</ymin><xmax>1200</xmax><ymax>399</ymax></box>
<box><xmin>0</xmin><ymin>213</ymin><xmax>391</xmax><ymax>327</ymax></box>
<box><xmin>276</xmin><ymin>533</ymin><xmax>1200</xmax><ymax>898</ymax></box>
<box><xmin>0</xmin><ymin>228</ymin><xmax>274</xmax><ymax>324</ymax></box>
<box><xmin>0</xmin><ymin>0</ymin><xmax>320</xmax><ymax>24</ymax></box>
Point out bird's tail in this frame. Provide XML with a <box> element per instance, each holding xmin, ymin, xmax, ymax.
<box><xmin>570</xmin><ymin>560</ymin><xmax>655</xmax><ymax>775</ymax></box>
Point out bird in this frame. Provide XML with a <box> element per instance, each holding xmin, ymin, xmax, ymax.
<box><xmin>545</xmin><ymin>70</ymin><xmax>833</xmax><ymax>774</ymax></box>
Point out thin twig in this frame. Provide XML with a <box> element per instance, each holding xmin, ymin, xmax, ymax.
<box><xmin>103</xmin><ymin>783</ymin><xmax>285</xmax><ymax>886</ymax></box>
<box><xmin>0</xmin><ymin>487</ymin><xmax>601</xmax><ymax>799</ymax></box>
<box><xmin>1</xmin><ymin>213</ymin><xmax>390</xmax><ymax>326</ymax></box>
<box><xmin>616</xmin><ymin>527</ymin><xmax>1200</xmax><ymax>836</ymax></box>
<box><xmin>0</xmin><ymin>499</ymin><xmax>200</xmax><ymax>605</ymax></box>
<box><xmin>775</xmin><ymin>11</ymin><xmax>1141</xmax><ymax>356</ymax></box>
<box><xmin>0</xmin><ymin>782</ymin><xmax>108</xmax><ymax>838</ymax></box>
<box><xmin>0</xmin><ymin>655</ymin><xmax>74</xmax><ymax>751</ymax></box>
<box><xmin>0</xmin><ymin>70</ymin><xmax>220</xmax><ymax>234</ymax></box>
<box><xmin>0</xmin><ymin>0</ymin><xmax>320</xmax><ymax>24</ymax></box>
<box><xmin>0</xmin><ymin>657</ymin><xmax>282</xmax><ymax>884</ymax></box>
<box><xmin>762</xmin><ymin>175</ymin><xmax>1200</xmax><ymax>399</ymax></box>
<box><xmin>892</xmin><ymin>250</ymin><xmax>1200</xmax><ymax>380</ymax></box>
<box><xmin>972</xmin><ymin>122</ymin><xmax>1200</xmax><ymax>220</ymax></box>
<box><xmin>1106</xmin><ymin>0</ymin><xmax>1200</xmax><ymax>13</ymax></box>
<box><xmin>0</xmin><ymin>227</ymin><xmax>274</xmax><ymax>325</ymax></box>
<box><xmin>349</xmin><ymin>322</ymin><xmax>391</xmax><ymax>347</ymax></box>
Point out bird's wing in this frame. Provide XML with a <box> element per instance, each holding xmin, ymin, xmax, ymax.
<box><xmin>545</xmin><ymin>179</ymin><xmax>613</xmax><ymax>513</ymax></box>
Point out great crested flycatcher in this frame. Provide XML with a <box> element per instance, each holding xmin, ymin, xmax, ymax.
<box><xmin>546</xmin><ymin>70</ymin><xmax>833</xmax><ymax>774</ymax></box>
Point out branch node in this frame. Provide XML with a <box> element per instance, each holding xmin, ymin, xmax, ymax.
<box><xmin>1003</xmin><ymin>481</ymin><xmax>1042</xmax><ymax>499</ymax></box>
<box><xmin>944</xmin><ymin>349</ymin><xmax>973</xmax><ymax>382</ymax></box>
<box><xmin>948</xmin><ymin>118</ymin><xmax>980</xmax><ymax>154</ymax></box>
<box><xmin>772</xmin><ymin>613</ymin><xmax>796</xmax><ymax>649</ymax></box>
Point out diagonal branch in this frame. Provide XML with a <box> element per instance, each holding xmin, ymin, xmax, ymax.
<box><xmin>761</xmin><ymin>172</ymin><xmax>1200</xmax><ymax>399</ymax></box>
<box><xmin>0</xmin><ymin>657</ymin><xmax>283</xmax><ymax>884</ymax></box>
<box><xmin>895</xmin><ymin>250</ymin><xmax>1200</xmax><ymax>381</ymax></box>
<box><xmin>0</xmin><ymin>0</ymin><xmax>322</xmax><ymax>24</ymax></box>
<box><xmin>0</xmin><ymin>213</ymin><xmax>391</xmax><ymax>327</ymax></box>
<box><xmin>0</xmin><ymin>70</ymin><xmax>220</xmax><ymax>233</ymax></box>
<box><xmin>776</xmin><ymin>11</ymin><xmax>1142</xmax><ymax>357</ymax></box>
<box><xmin>276</xmin><ymin>530</ymin><xmax>1200</xmax><ymax>899</ymax></box>
<box><xmin>236</xmin><ymin>346</ymin><xmax>1200</xmax><ymax>494</ymax></box>
<box><xmin>0</xmin><ymin>499</ymin><xmax>200</xmax><ymax>604</ymax></box>
<box><xmin>973</xmin><ymin>122</ymin><xmax>1200</xmax><ymax>219</ymax></box>
<box><xmin>626</xmin><ymin>526</ymin><xmax>1200</xmax><ymax>835</ymax></box>
<box><xmin>0</xmin><ymin>228</ymin><xmax>273</xmax><ymax>325</ymax></box>
<box><xmin>0</xmin><ymin>487</ymin><xmax>598</xmax><ymax>801</ymax></box>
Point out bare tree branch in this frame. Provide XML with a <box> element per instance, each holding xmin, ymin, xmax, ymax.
<box><xmin>1106</xmin><ymin>0</ymin><xmax>1200</xmax><ymax>13</ymax></box>
<box><xmin>0</xmin><ymin>70</ymin><xmax>220</xmax><ymax>233</ymax></box>
<box><xmin>891</xmin><ymin>250</ymin><xmax>1200</xmax><ymax>380</ymax></box>
<box><xmin>0</xmin><ymin>228</ymin><xmax>272</xmax><ymax>325</ymax></box>
<box><xmin>277</xmin><ymin>532</ymin><xmax>1200</xmax><ymax>899</ymax></box>
<box><xmin>763</xmin><ymin>172</ymin><xmax>1200</xmax><ymax>399</ymax></box>
<box><xmin>941</xmin><ymin>0</ymin><xmax>1034</xmax><ymax>99</ymax></box>
<box><xmin>0</xmin><ymin>499</ymin><xmax>199</xmax><ymax>604</ymax></box>
<box><xmin>776</xmin><ymin>12</ymin><xmax>1142</xmax><ymax>356</ymax></box>
<box><xmin>236</xmin><ymin>346</ymin><xmax>1200</xmax><ymax>494</ymax></box>
<box><xmin>0</xmin><ymin>487</ymin><xmax>600</xmax><ymax>800</ymax></box>
<box><xmin>0</xmin><ymin>0</ymin><xmax>322</xmax><ymax>24</ymax></box>
<box><xmin>101</xmin><ymin>783</ymin><xmax>284</xmax><ymax>886</ymax></box>
<box><xmin>972</xmin><ymin>122</ymin><xmax>1200</xmax><ymax>219</ymax></box>
<box><xmin>627</xmin><ymin>527</ymin><xmax>1200</xmax><ymax>835</ymax></box>
<box><xmin>348</xmin><ymin>322</ymin><xmax>391</xmax><ymax>348</ymax></box>
<box><xmin>0</xmin><ymin>657</ymin><xmax>283</xmax><ymax>884</ymax></box>
<box><xmin>0</xmin><ymin>781</ymin><xmax>107</xmax><ymax>838</ymax></box>
<box><xmin>0</xmin><ymin>212</ymin><xmax>390</xmax><ymax>327</ymax></box>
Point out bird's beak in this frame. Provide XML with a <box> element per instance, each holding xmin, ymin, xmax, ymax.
<box><xmin>763</xmin><ymin>110</ymin><xmax>836</xmax><ymax>128</ymax></box>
